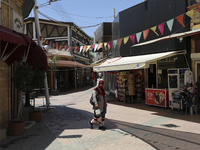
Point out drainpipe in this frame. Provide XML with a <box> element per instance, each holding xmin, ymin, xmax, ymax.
<box><xmin>34</xmin><ymin>0</ymin><xmax>50</xmax><ymax>109</ymax></box>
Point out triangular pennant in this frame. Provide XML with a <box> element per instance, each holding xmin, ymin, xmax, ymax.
<box><xmin>40</xmin><ymin>36</ymin><xmax>42</xmax><ymax>41</ymax></box>
<box><xmin>143</xmin><ymin>29</ymin><xmax>149</xmax><ymax>40</ymax></box>
<box><xmin>176</xmin><ymin>14</ymin><xmax>185</xmax><ymax>27</ymax></box>
<box><xmin>97</xmin><ymin>43</ymin><xmax>103</xmax><ymax>50</ymax></box>
<box><xmin>82</xmin><ymin>46</ymin><xmax>87</xmax><ymax>53</ymax></box>
<box><xmin>64</xmin><ymin>46</ymin><xmax>67</xmax><ymax>51</ymax></box>
<box><xmin>58</xmin><ymin>45</ymin><xmax>61</xmax><ymax>50</ymax></box>
<box><xmin>53</xmin><ymin>44</ymin><xmax>56</xmax><ymax>49</ymax></box>
<box><xmin>158</xmin><ymin>23</ymin><xmax>165</xmax><ymax>35</ymax></box>
<box><xmin>86</xmin><ymin>45</ymin><xmax>91</xmax><ymax>52</ymax></box>
<box><xmin>118</xmin><ymin>38</ymin><xmax>123</xmax><ymax>48</ymax></box>
<box><xmin>108</xmin><ymin>41</ymin><xmax>113</xmax><ymax>50</ymax></box>
<box><xmin>52</xmin><ymin>42</ymin><xmax>54</xmax><ymax>48</ymax></box>
<box><xmin>123</xmin><ymin>36</ymin><xmax>129</xmax><ymax>44</ymax></box>
<box><xmin>94</xmin><ymin>44</ymin><xmax>99</xmax><ymax>52</ymax></box>
<box><xmin>92</xmin><ymin>45</ymin><xmax>95</xmax><ymax>49</ymax></box>
<box><xmin>150</xmin><ymin>26</ymin><xmax>159</xmax><ymax>36</ymax></box>
<box><xmin>70</xmin><ymin>46</ymin><xmax>74</xmax><ymax>52</ymax></box>
<box><xmin>103</xmin><ymin>42</ymin><xmax>107</xmax><ymax>50</ymax></box>
<box><xmin>49</xmin><ymin>41</ymin><xmax>52</xmax><ymax>47</ymax></box>
<box><xmin>61</xmin><ymin>45</ymin><xmax>64</xmax><ymax>50</ymax></box>
<box><xmin>56</xmin><ymin>44</ymin><xmax>58</xmax><ymax>50</ymax></box>
<box><xmin>198</xmin><ymin>6</ymin><xmax>200</xmax><ymax>13</ymax></box>
<box><xmin>77</xmin><ymin>46</ymin><xmax>80</xmax><ymax>52</ymax></box>
<box><xmin>74</xmin><ymin>46</ymin><xmax>78</xmax><ymax>52</ymax></box>
<box><xmin>67</xmin><ymin>46</ymin><xmax>71</xmax><ymax>52</ymax></box>
<box><xmin>130</xmin><ymin>34</ymin><xmax>136</xmax><ymax>44</ymax></box>
<box><xmin>113</xmin><ymin>40</ymin><xmax>118</xmax><ymax>49</ymax></box>
<box><xmin>65</xmin><ymin>46</ymin><xmax>69</xmax><ymax>51</ymax></box>
<box><xmin>136</xmin><ymin>32</ymin><xmax>142</xmax><ymax>43</ymax></box>
<box><xmin>166</xmin><ymin>19</ymin><xmax>174</xmax><ymax>32</ymax></box>
<box><xmin>79</xmin><ymin>46</ymin><xmax>84</xmax><ymax>53</ymax></box>
<box><xmin>186</xmin><ymin>9</ymin><xmax>194</xmax><ymax>19</ymax></box>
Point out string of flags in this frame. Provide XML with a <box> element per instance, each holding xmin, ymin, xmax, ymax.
<box><xmin>39</xmin><ymin>7</ymin><xmax>200</xmax><ymax>54</ymax></box>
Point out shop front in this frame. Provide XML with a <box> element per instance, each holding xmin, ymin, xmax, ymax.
<box><xmin>93</xmin><ymin>50</ymin><xmax>188</xmax><ymax>106</ymax></box>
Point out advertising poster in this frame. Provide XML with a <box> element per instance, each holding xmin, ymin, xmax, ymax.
<box><xmin>146</xmin><ymin>88</ymin><xmax>168</xmax><ymax>107</ymax></box>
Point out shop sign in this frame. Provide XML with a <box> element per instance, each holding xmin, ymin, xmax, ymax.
<box><xmin>12</xmin><ymin>10</ymin><xmax>23</xmax><ymax>33</ymax></box>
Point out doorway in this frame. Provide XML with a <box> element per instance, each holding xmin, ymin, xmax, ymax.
<box><xmin>148</xmin><ymin>64</ymin><xmax>156</xmax><ymax>88</ymax></box>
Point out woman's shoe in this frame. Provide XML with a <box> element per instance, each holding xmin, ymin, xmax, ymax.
<box><xmin>89</xmin><ymin>121</ymin><xmax>93</xmax><ymax>129</ymax></box>
<box><xmin>99</xmin><ymin>126</ymin><xmax>106</xmax><ymax>130</ymax></box>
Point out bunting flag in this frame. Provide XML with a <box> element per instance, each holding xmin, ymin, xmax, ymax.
<box><xmin>123</xmin><ymin>36</ymin><xmax>129</xmax><ymax>44</ymax></box>
<box><xmin>136</xmin><ymin>32</ymin><xmax>142</xmax><ymax>43</ymax></box>
<box><xmin>92</xmin><ymin>45</ymin><xmax>95</xmax><ymax>49</ymax></box>
<box><xmin>82</xmin><ymin>46</ymin><xmax>87</xmax><ymax>53</ymax></box>
<box><xmin>58</xmin><ymin>45</ymin><xmax>61</xmax><ymax>51</ymax></box>
<box><xmin>65</xmin><ymin>46</ymin><xmax>69</xmax><ymax>51</ymax></box>
<box><xmin>56</xmin><ymin>44</ymin><xmax>58</xmax><ymax>50</ymax></box>
<box><xmin>176</xmin><ymin>14</ymin><xmax>185</xmax><ymax>27</ymax></box>
<box><xmin>143</xmin><ymin>29</ymin><xmax>149</xmax><ymax>40</ymax></box>
<box><xmin>64</xmin><ymin>46</ymin><xmax>67</xmax><ymax>51</ymax></box>
<box><xmin>52</xmin><ymin>43</ymin><xmax>54</xmax><ymax>48</ymax></box>
<box><xmin>86</xmin><ymin>45</ymin><xmax>91</xmax><ymax>52</ymax></box>
<box><xmin>108</xmin><ymin>41</ymin><xmax>113</xmax><ymax>50</ymax></box>
<box><xmin>186</xmin><ymin>9</ymin><xmax>194</xmax><ymax>19</ymax></box>
<box><xmin>113</xmin><ymin>40</ymin><xmax>118</xmax><ymax>49</ymax></box>
<box><xmin>45</xmin><ymin>40</ymin><xmax>48</xmax><ymax>44</ymax></box>
<box><xmin>118</xmin><ymin>38</ymin><xmax>123</xmax><ymax>48</ymax></box>
<box><xmin>74</xmin><ymin>46</ymin><xmax>78</xmax><ymax>52</ymax></box>
<box><xmin>40</xmin><ymin>36</ymin><xmax>42</xmax><ymax>41</ymax></box>
<box><xmin>104</xmin><ymin>42</ymin><xmax>108</xmax><ymax>50</ymax></box>
<box><xmin>77</xmin><ymin>46</ymin><xmax>80</xmax><ymax>52</ymax></box>
<box><xmin>70</xmin><ymin>46</ymin><xmax>74</xmax><ymax>52</ymax></box>
<box><xmin>150</xmin><ymin>26</ymin><xmax>159</xmax><ymax>36</ymax></box>
<box><xmin>61</xmin><ymin>45</ymin><xmax>64</xmax><ymax>50</ymax></box>
<box><xmin>67</xmin><ymin>46</ymin><xmax>71</xmax><ymax>52</ymax></box>
<box><xmin>198</xmin><ymin>6</ymin><xmax>200</xmax><ymax>13</ymax></box>
<box><xmin>130</xmin><ymin>34</ymin><xmax>136</xmax><ymax>44</ymax></box>
<box><xmin>166</xmin><ymin>19</ymin><xmax>174</xmax><ymax>32</ymax></box>
<box><xmin>94</xmin><ymin>44</ymin><xmax>99</xmax><ymax>51</ymax></box>
<box><xmin>158</xmin><ymin>23</ymin><xmax>165</xmax><ymax>35</ymax></box>
<box><xmin>49</xmin><ymin>41</ymin><xmax>52</xmax><ymax>47</ymax></box>
<box><xmin>53</xmin><ymin>44</ymin><xmax>56</xmax><ymax>49</ymax></box>
<box><xmin>79</xmin><ymin>46</ymin><xmax>84</xmax><ymax>53</ymax></box>
<box><xmin>97</xmin><ymin>43</ymin><xmax>103</xmax><ymax>50</ymax></box>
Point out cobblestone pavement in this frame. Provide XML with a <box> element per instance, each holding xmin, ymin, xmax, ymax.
<box><xmin>1</xmin><ymin>87</ymin><xmax>200</xmax><ymax>150</ymax></box>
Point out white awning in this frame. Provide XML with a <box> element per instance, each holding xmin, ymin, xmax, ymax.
<box><xmin>131</xmin><ymin>28</ymin><xmax>200</xmax><ymax>48</ymax></box>
<box><xmin>93</xmin><ymin>50</ymin><xmax>186</xmax><ymax>72</ymax></box>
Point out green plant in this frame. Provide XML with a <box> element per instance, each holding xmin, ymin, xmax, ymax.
<box><xmin>12</xmin><ymin>63</ymin><xmax>45</xmax><ymax>92</ymax></box>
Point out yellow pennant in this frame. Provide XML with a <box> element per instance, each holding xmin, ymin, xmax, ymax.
<box><xmin>186</xmin><ymin>9</ymin><xmax>194</xmax><ymax>19</ymax></box>
<box><xmin>86</xmin><ymin>45</ymin><xmax>91</xmax><ymax>52</ymax></box>
<box><xmin>104</xmin><ymin>42</ymin><xmax>108</xmax><ymax>50</ymax></box>
<box><xmin>150</xmin><ymin>26</ymin><xmax>159</xmax><ymax>36</ymax></box>
<box><xmin>123</xmin><ymin>36</ymin><xmax>129</xmax><ymax>44</ymax></box>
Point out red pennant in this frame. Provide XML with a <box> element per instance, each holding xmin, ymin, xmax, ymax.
<box><xmin>53</xmin><ymin>44</ymin><xmax>56</xmax><ymax>49</ymax></box>
<box><xmin>70</xmin><ymin>46</ymin><xmax>74</xmax><ymax>52</ymax></box>
<box><xmin>108</xmin><ymin>41</ymin><xmax>113</xmax><ymax>50</ymax></box>
<box><xmin>61</xmin><ymin>45</ymin><xmax>64</xmax><ymax>50</ymax></box>
<box><xmin>130</xmin><ymin>34</ymin><xmax>136</xmax><ymax>44</ymax></box>
<box><xmin>158</xmin><ymin>23</ymin><xmax>165</xmax><ymax>35</ymax></box>
<box><xmin>58</xmin><ymin>45</ymin><xmax>60</xmax><ymax>50</ymax></box>
<box><xmin>143</xmin><ymin>29</ymin><xmax>149</xmax><ymax>40</ymax></box>
<box><xmin>176</xmin><ymin>14</ymin><xmax>185</xmax><ymax>27</ymax></box>
<box><xmin>77</xmin><ymin>46</ymin><xmax>80</xmax><ymax>52</ymax></box>
<box><xmin>118</xmin><ymin>38</ymin><xmax>123</xmax><ymax>48</ymax></box>
<box><xmin>82</xmin><ymin>46</ymin><xmax>87</xmax><ymax>53</ymax></box>
<box><xmin>65</xmin><ymin>46</ymin><xmax>69</xmax><ymax>51</ymax></box>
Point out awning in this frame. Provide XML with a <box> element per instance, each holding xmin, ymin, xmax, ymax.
<box><xmin>54</xmin><ymin>60</ymin><xmax>86</xmax><ymax>68</ymax></box>
<box><xmin>0</xmin><ymin>25</ymin><xmax>48</xmax><ymax>71</ymax></box>
<box><xmin>86</xmin><ymin>57</ymin><xmax>110</xmax><ymax>67</ymax></box>
<box><xmin>93</xmin><ymin>50</ymin><xmax>186</xmax><ymax>72</ymax></box>
<box><xmin>131</xmin><ymin>28</ymin><xmax>200</xmax><ymax>48</ymax></box>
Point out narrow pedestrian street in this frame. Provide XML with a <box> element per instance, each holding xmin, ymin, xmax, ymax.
<box><xmin>1</xmin><ymin>87</ymin><xmax>200</xmax><ymax>150</ymax></box>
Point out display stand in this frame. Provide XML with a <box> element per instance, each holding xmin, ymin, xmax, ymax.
<box><xmin>168</xmin><ymin>68</ymin><xmax>189</xmax><ymax>109</ymax></box>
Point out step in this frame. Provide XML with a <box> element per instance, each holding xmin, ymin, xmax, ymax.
<box><xmin>0</xmin><ymin>128</ymin><xmax>6</xmax><ymax>141</ymax></box>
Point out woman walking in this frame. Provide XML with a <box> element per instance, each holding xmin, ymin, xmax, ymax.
<box><xmin>89</xmin><ymin>80</ymin><xmax>107</xmax><ymax>130</ymax></box>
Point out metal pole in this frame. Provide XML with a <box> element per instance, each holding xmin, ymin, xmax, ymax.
<box><xmin>34</xmin><ymin>0</ymin><xmax>50</xmax><ymax>108</ymax></box>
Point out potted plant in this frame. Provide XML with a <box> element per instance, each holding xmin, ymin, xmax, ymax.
<box><xmin>12</xmin><ymin>63</ymin><xmax>45</xmax><ymax>123</ymax></box>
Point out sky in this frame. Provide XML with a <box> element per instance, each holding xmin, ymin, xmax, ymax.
<box><xmin>28</xmin><ymin>0</ymin><xmax>144</xmax><ymax>38</ymax></box>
